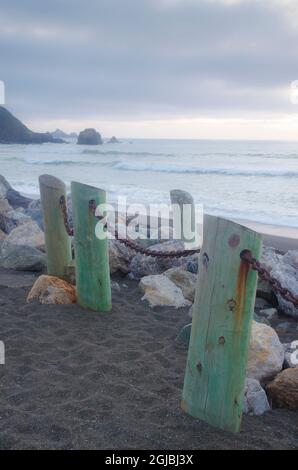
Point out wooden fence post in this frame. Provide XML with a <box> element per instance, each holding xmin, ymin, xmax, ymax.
<box><xmin>182</xmin><ymin>215</ymin><xmax>262</xmax><ymax>433</ymax></box>
<box><xmin>39</xmin><ymin>174</ymin><xmax>72</xmax><ymax>279</ymax></box>
<box><xmin>170</xmin><ymin>189</ymin><xmax>196</xmax><ymax>246</ymax></box>
<box><xmin>71</xmin><ymin>181</ymin><xmax>111</xmax><ymax>312</ymax></box>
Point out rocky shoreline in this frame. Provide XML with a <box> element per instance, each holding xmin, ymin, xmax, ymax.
<box><xmin>0</xmin><ymin>174</ymin><xmax>297</xmax><ymax>419</ymax></box>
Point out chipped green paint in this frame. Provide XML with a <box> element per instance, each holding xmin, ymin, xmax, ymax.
<box><xmin>71</xmin><ymin>181</ymin><xmax>111</xmax><ymax>312</ymax></box>
<box><xmin>39</xmin><ymin>174</ymin><xmax>72</xmax><ymax>279</ymax></box>
<box><xmin>182</xmin><ymin>215</ymin><xmax>262</xmax><ymax>433</ymax></box>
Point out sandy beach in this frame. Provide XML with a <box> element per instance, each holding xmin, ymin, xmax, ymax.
<box><xmin>233</xmin><ymin>219</ymin><xmax>298</xmax><ymax>252</ymax></box>
<box><xmin>0</xmin><ymin>268</ymin><xmax>297</xmax><ymax>450</ymax></box>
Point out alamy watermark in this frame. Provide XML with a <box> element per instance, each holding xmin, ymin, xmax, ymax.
<box><xmin>92</xmin><ymin>196</ymin><xmax>203</xmax><ymax>248</ymax></box>
<box><xmin>0</xmin><ymin>80</ymin><xmax>5</xmax><ymax>105</ymax></box>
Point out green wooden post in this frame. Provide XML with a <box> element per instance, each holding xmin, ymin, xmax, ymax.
<box><xmin>71</xmin><ymin>181</ymin><xmax>111</xmax><ymax>312</ymax></box>
<box><xmin>182</xmin><ymin>215</ymin><xmax>262</xmax><ymax>433</ymax></box>
<box><xmin>39</xmin><ymin>174</ymin><xmax>72</xmax><ymax>279</ymax></box>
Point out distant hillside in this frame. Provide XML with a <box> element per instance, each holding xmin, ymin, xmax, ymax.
<box><xmin>51</xmin><ymin>128</ymin><xmax>78</xmax><ymax>139</ymax></box>
<box><xmin>0</xmin><ymin>107</ymin><xmax>65</xmax><ymax>144</ymax></box>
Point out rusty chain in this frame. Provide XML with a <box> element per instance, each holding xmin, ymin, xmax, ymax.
<box><xmin>88</xmin><ymin>199</ymin><xmax>201</xmax><ymax>259</ymax></box>
<box><xmin>59</xmin><ymin>196</ymin><xmax>297</xmax><ymax>307</ymax></box>
<box><xmin>241</xmin><ymin>249</ymin><xmax>298</xmax><ymax>308</ymax></box>
<box><xmin>59</xmin><ymin>196</ymin><xmax>199</xmax><ymax>258</ymax></box>
<box><xmin>59</xmin><ymin>195</ymin><xmax>74</xmax><ymax>236</ymax></box>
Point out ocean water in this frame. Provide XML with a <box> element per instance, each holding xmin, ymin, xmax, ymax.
<box><xmin>0</xmin><ymin>138</ymin><xmax>297</xmax><ymax>228</ymax></box>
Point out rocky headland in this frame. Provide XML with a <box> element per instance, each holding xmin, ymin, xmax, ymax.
<box><xmin>0</xmin><ymin>107</ymin><xmax>66</xmax><ymax>144</ymax></box>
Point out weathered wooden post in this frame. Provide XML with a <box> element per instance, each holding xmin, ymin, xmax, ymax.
<box><xmin>170</xmin><ymin>189</ymin><xmax>196</xmax><ymax>246</ymax></box>
<box><xmin>182</xmin><ymin>215</ymin><xmax>262</xmax><ymax>433</ymax></box>
<box><xmin>39</xmin><ymin>174</ymin><xmax>72</xmax><ymax>278</ymax></box>
<box><xmin>71</xmin><ymin>181</ymin><xmax>111</xmax><ymax>312</ymax></box>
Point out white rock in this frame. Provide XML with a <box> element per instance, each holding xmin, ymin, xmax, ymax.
<box><xmin>6</xmin><ymin>220</ymin><xmax>45</xmax><ymax>250</ymax></box>
<box><xmin>260</xmin><ymin>246</ymin><xmax>283</xmax><ymax>272</ymax></box>
<box><xmin>139</xmin><ymin>274</ymin><xmax>191</xmax><ymax>308</ymax></box>
<box><xmin>247</xmin><ymin>320</ymin><xmax>284</xmax><ymax>383</ymax></box>
<box><xmin>259</xmin><ymin>308</ymin><xmax>278</xmax><ymax>320</ymax></box>
<box><xmin>260</xmin><ymin>247</ymin><xmax>298</xmax><ymax>319</ymax></box>
<box><xmin>282</xmin><ymin>251</ymin><xmax>298</xmax><ymax>270</ymax></box>
<box><xmin>271</xmin><ymin>262</ymin><xmax>298</xmax><ymax>319</ymax></box>
<box><xmin>283</xmin><ymin>343</ymin><xmax>298</xmax><ymax>369</ymax></box>
<box><xmin>243</xmin><ymin>378</ymin><xmax>271</xmax><ymax>416</ymax></box>
<box><xmin>164</xmin><ymin>267</ymin><xmax>197</xmax><ymax>302</ymax></box>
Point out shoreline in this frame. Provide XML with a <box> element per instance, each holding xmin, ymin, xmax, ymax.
<box><xmin>232</xmin><ymin>218</ymin><xmax>298</xmax><ymax>252</ymax></box>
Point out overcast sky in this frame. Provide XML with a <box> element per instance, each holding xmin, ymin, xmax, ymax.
<box><xmin>1</xmin><ymin>0</ymin><xmax>298</xmax><ymax>139</ymax></box>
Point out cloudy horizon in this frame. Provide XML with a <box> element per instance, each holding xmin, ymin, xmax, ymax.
<box><xmin>1</xmin><ymin>0</ymin><xmax>298</xmax><ymax>139</ymax></box>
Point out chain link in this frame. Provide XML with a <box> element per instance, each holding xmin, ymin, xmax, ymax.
<box><xmin>240</xmin><ymin>249</ymin><xmax>298</xmax><ymax>308</ymax></box>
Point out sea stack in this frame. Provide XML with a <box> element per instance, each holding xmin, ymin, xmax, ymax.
<box><xmin>107</xmin><ymin>136</ymin><xmax>120</xmax><ymax>144</ymax></box>
<box><xmin>77</xmin><ymin>128</ymin><xmax>103</xmax><ymax>145</ymax></box>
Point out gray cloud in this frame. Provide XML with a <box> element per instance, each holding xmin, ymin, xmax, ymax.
<box><xmin>0</xmin><ymin>0</ymin><xmax>297</xmax><ymax>122</ymax></box>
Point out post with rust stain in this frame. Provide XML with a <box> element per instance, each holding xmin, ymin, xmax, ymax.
<box><xmin>39</xmin><ymin>174</ymin><xmax>72</xmax><ymax>279</ymax></box>
<box><xmin>71</xmin><ymin>181</ymin><xmax>111</xmax><ymax>312</ymax></box>
<box><xmin>182</xmin><ymin>215</ymin><xmax>262</xmax><ymax>433</ymax></box>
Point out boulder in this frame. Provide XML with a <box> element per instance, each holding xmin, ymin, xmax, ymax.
<box><xmin>259</xmin><ymin>308</ymin><xmax>278</xmax><ymax>321</ymax></box>
<box><xmin>0</xmin><ymin>208</ymin><xmax>31</xmax><ymax>234</ymax></box>
<box><xmin>253</xmin><ymin>312</ymin><xmax>270</xmax><ymax>326</ymax></box>
<box><xmin>27</xmin><ymin>275</ymin><xmax>76</xmax><ymax>305</ymax></box>
<box><xmin>0</xmin><ymin>198</ymin><xmax>11</xmax><ymax>214</ymax></box>
<box><xmin>282</xmin><ymin>250</ymin><xmax>298</xmax><ymax>270</ymax></box>
<box><xmin>139</xmin><ymin>274</ymin><xmax>191</xmax><ymax>308</ymax></box>
<box><xmin>77</xmin><ymin>128</ymin><xmax>103</xmax><ymax>145</ymax></box>
<box><xmin>0</xmin><ymin>240</ymin><xmax>46</xmax><ymax>271</ymax></box>
<box><xmin>129</xmin><ymin>240</ymin><xmax>197</xmax><ymax>279</ymax></box>
<box><xmin>0</xmin><ymin>106</ymin><xmax>65</xmax><ymax>144</ymax></box>
<box><xmin>164</xmin><ymin>267</ymin><xmax>197</xmax><ymax>302</ymax></box>
<box><xmin>271</xmin><ymin>261</ymin><xmax>298</xmax><ymax>319</ymax></box>
<box><xmin>260</xmin><ymin>246</ymin><xmax>298</xmax><ymax>319</ymax></box>
<box><xmin>257</xmin><ymin>279</ymin><xmax>277</xmax><ymax>305</ymax></box>
<box><xmin>283</xmin><ymin>342</ymin><xmax>298</xmax><ymax>369</ymax></box>
<box><xmin>260</xmin><ymin>245</ymin><xmax>283</xmax><ymax>271</ymax></box>
<box><xmin>243</xmin><ymin>378</ymin><xmax>271</xmax><ymax>416</ymax></box>
<box><xmin>0</xmin><ymin>175</ymin><xmax>33</xmax><ymax>210</ymax></box>
<box><xmin>24</xmin><ymin>199</ymin><xmax>44</xmax><ymax>229</ymax></box>
<box><xmin>0</xmin><ymin>229</ymin><xmax>6</xmax><ymax>240</ymax></box>
<box><xmin>6</xmin><ymin>187</ymin><xmax>32</xmax><ymax>209</ymax></box>
<box><xmin>266</xmin><ymin>367</ymin><xmax>298</xmax><ymax>410</ymax></box>
<box><xmin>6</xmin><ymin>220</ymin><xmax>45</xmax><ymax>250</ymax></box>
<box><xmin>109</xmin><ymin>239</ymin><xmax>134</xmax><ymax>274</ymax></box>
<box><xmin>0</xmin><ymin>175</ymin><xmax>11</xmax><ymax>198</ymax></box>
<box><xmin>247</xmin><ymin>320</ymin><xmax>284</xmax><ymax>383</ymax></box>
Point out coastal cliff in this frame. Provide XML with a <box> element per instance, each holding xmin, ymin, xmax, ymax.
<box><xmin>0</xmin><ymin>107</ymin><xmax>65</xmax><ymax>144</ymax></box>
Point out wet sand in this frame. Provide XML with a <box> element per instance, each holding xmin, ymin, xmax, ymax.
<box><xmin>0</xmin><ymin>269</ymin><xmax>297</xmax><ymax>450</ymax></box>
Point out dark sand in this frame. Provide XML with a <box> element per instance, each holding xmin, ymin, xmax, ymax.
<box><xmin>0</xmin><ymin>268</ymin><xmax>297</xmax><ymax>450</ymax></box>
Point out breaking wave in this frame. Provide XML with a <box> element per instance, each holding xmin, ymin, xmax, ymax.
<box><xmin>112</xmin><ymin>161</ymin><xmax>298</xmax><ymax>177</ymax></box>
